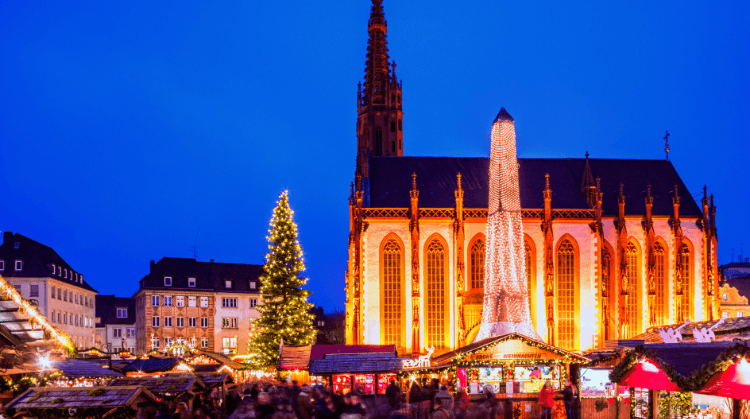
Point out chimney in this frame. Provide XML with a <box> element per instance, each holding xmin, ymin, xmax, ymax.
<box><xmin>2</xmin><ymin>232</ymin><xmax>12</xmax><ymax>245</ymax></box>
<box><xmin>210</xmin><ymin>259</ymin><xmax>214</xmax><ymax>263</ymax></box>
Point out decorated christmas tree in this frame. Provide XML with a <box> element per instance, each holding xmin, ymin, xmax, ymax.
<box><xmin>246</xmin><ymin>191</ymin><xmax>316</xmax><ymax>368</ymax></box>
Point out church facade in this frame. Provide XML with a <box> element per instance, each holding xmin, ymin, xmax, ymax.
<box><xmin>345</xmin><ymin>0</ymin><xmax>720</xmax><ymax>355</ymax></box>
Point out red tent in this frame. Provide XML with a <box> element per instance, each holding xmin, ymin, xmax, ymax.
<box><xmin>696</xmin><ymin>361</ymin><xmax>750</xmax><ymax>400</ymax></box>
<box><xmin>618</xmin><ymin>360</ymin><xmax>683</xmax><ymax>392</ymax></box>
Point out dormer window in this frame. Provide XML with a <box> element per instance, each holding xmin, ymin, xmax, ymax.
<box><xmin>13</xmin><ymin>242</ymin><xmax>19</xmax><ymax>249</ymax></box>
<box><xmin>188</xmin><ymin>277</ymin><xmax>196</xmax><ymax>288</ymax></box>
<box><xmin>250</xmin><ymin>281</ymin><xmax>256</xmax><ymax>290</ymax></box>
<box><xmin>225</xmin><ymin>279</ymin><xmax>233</xmax><ymax>289</ymax></box>
<box><xmin>57</xmin><ymin>266</ymin><xmax>62</xmax><ymax>276</ymax></box>
<box><xmin>14</xmin><ymin>260</ymin><xmax>22</xmax><ymax>271</ymax></box>
<box><xmin>80</xmin><ymin>274</ymin><xmax>83</xmax><ymax>283</ymax></box>
<box><xmin>64</xmin><ymin>269</ymin><xmax>67</xmax><ymax>279</ymax></box>
<box><xmin>164</xmin><ymin>276</ymin><xmax>172</xmax><ymax>287</ymax></box>
<box><xmin>50</xmin><ymin>264</ymin><xmax>55</xmax><ymax>275</ymax></box>
<box><xmin>116</xmin><ymin>308</ymin><xmax>128</xmax><ymax>318</ymax></box>
<box><xmin>0</xmin><ymin>260</ymin><xmax>4</xmax><ymax>271</ymax></box>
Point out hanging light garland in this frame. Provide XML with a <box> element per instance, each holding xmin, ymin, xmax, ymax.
<box><xmin>476</xmin><ymin>110</ymin><xmax>539</xmax><ymax>341</ymax></box>
<box><xmin>0</xmin><ymin>275</ymin><xmax>75</xmax><ymax>355</ymax></box>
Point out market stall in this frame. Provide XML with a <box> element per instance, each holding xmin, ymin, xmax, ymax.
<box><xmin>309</xmin><ymin>352</ymin><xmax>402</xmax><ymax>395</ymax></box>
<box><xmin>610</xmin><ymin>342</ymin><xmax>750</xmax><ymax>419</ymax></box>
<box><xmin>120</xmin><ymin>358</ymin><xmax>193</xmax><ymax>377</ymax></box>
<box><xmin>5</xmin><ymin>385</ymin><xmax>159</xmax><ymax>419</ymax></box>
<box><xmin>426</xmin><ymin>333</ymin><xmax>589</xmax><ymax>418</ymax></box>
<box><xmin>277</xmin><ymin>343</ymin><xmax>397</xmax><ymax>385</ymax></box>
<box><xmin>109</xmin><ymin>374</ymin><xmax>206</xmax><ymax>402</ymax></box>
<box><xmin>49</xmin><ymin>359</ymin><xmax>124</xmax><ymax>387</ymax></box>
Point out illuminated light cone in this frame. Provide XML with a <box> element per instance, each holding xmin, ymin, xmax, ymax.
<box><xmin>474</xmin><ymin>108</ymin><xmax>541</xmax><ymax>342</ymax></box>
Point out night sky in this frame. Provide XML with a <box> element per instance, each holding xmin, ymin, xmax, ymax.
<box><xmin>1</xmin><ymin>1</ymin><xmax>748</xmax><ymax>311</ymax></box>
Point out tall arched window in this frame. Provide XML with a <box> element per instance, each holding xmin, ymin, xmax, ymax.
<box><xmin>382</xmin><ymin>240</ymin><xmax>402</xmax><ymax>347</ymax></box>
<box><xmin>654</xmin><ymin>242</ymin><xmax>667</xmax><ymax>325</ymax></box>
<box><xmin>680</xmin><ymin>244</ymin><xmax>691</xmax><ymax>322</ymax></box>
<box><xmin>426</xmin><ymin>240</ymin><xmax>447</xmax><ymax>349</ymax></box>
<box><xmin>602</xmin><ymin>246</ymin><xmax>612</xmax><ymax>339</ymax></box>
<box><xmin>470</xmin><ymin>239</ymin><xmax>485</xmax><ymax>290</ymax></box>
<box><xmin>557</xmin><ymin>240</ymin><xmax>575</xmax><ymax>349</ymax></box>
<box><xmin>626</xmin><ymin>242</ymin><xmax>639</xmax><ymax>337</ymax></box>
<box><xmin>525</xmin><ymin>240</ymin><xmax>536</xmax><ymax>329</ymax></box>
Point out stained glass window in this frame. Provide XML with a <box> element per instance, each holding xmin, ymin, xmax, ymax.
<box><xmin>557</xmin><ymin>240</ymin><xmax>575</xmax><ymax>349</ymax></box>
<box><xmin>383</xmin><ymin>240</ymin><xmax>402</xmax><ymax>347</ymax></box>
<box><xmin>426</xmin><ymin>240</ymin><xmax>446</xmax><ymax>349</ymax></box>
<box><xmin>470</xmin><ymin>239</ymin><xmax>485</xmax><ymax>289</ymax></box>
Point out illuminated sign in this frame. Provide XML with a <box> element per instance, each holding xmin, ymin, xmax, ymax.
<box><xmin>472</xmin><ymin>353</ymin><xmax>542</xmax><ymax>361</ymax></box>
<box><xmin>402</xmin><ymin>346</ymin><xmax>434</xmax><ymax>369</ymax></box>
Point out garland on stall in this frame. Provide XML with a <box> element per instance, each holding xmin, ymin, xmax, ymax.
<box><xmin>584</xmin><ymin>351</ymin><xmax>624</xmax><ymax>368</ymax></box>
<box><xmin>451</xmin><ymin>333</ymin><xmax>590</xmax><ymax>365</ymax></box>
<box><xmin>0</xmin><ymin>371</ymin><xmax>63</xmax><ymax>394</ymax></box>
<box><xmin>0</xmin><ymin>275</ymin><xmax>76</xmax><ymax>356</ymax></box>
<box><xmin>610</xmin><ymin>343</ymin><xmax>749</xmax><ymax>392</ymax></box>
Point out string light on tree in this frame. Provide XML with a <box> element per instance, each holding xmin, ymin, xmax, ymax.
<box><xmin>475</xmin><ymin>108</ymin><xmax>540</xmax><ymax>342</ymax></box>
<box><xmin>245</xmin><ymin>191</ymin><xmax>316</xmax><ymax>368</ymax></box>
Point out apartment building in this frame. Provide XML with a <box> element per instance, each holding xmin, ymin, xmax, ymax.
<box><xmin>95</xmin><ymin>295</ymin><xmax>136</xmax><ymax>356</ymax></box>
<box><xmin>134</xmin><ymin>257</ymin><xmax>262</xmax><ymax>355</ymax></box>
<box><xmin>0</xmin><ymin>232</ymin><xmax>97</xmax><ymax>349</ymax></box>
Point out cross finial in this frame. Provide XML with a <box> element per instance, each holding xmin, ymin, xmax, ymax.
<box><xmin>704</xmin><ymin>185</ymin><xmax>708</xmax><ymax>199</ymax></box>
<box><xmin>674</xmin><ymin>184</ymin><xmax>679</xmax><ymax>198</ymax></box>
<box><xmin>457</xmin><ymin>173</ymin><xmax>462</xmax><ymax>190</ymax></box>
<box><xmin>585</xmin><ymin>151</ymin><xmax>589</xmax><ymax>159</ymax></box>
<box><xmin>619</xmin><ymin>183</ymin><xmax>624</xmax><ymax>197</ymax></box>
<box><xmin>545</xmin><ymin>173</ymin><xmax>550</xmax><ymax>190</ymax></box>
<box><xmin>647</xmin><ymin>184</ymin><xmax>652</xmax><ymax>198</ymax></box>
<box><xmin>664</xmin><ymin>130</ymin><xmax>671</xmax><ymax>160</ymax></box>
<box><xmin>412</xmin><ymin>172</ymin><xmax>417</xmax><ymax>190</ymax></box>
<box><xmin>596</xmin><ymin>177</ymin><xmax>601</xmax><ymax>191</ymax></box>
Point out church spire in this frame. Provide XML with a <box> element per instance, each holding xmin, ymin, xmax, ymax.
<box><xmin>356</xmin><ymin>0</ymin><xmax>404</xmax><ymax>178</ymax></box>
<box><xmin>581</xmin><ymin>151</ymin><xmax>597</xmax><ymax>208</ymax></box>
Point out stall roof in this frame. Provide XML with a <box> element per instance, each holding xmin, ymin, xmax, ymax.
<box><xmin>279</xmin><ymin>344</ymin><xmax>396</xmax><ymax>370</ymax></box>
<box><xmin>309</xmin><ymin>353</ymin><xmax>403</xmax><ymax>374</ymax></box>
<box><xmin>432</xmin><ymin>333</ymin><xmax>590</xmax><ymax>366</ymax></box>
<box><xmin>109</xmin><ymin>374</ymin><xmax>205</xmax><ymax>395</ymax></box>
<box><xmin>197</xmin><ymin>372</ymin><xmax>234</xmax><ymax>388</ymax></box>
<box><xmin>121</xmin><ymin>358</ymin><xmax>181</xmax><ymax>373</ymax></box>
<box><xmin>51</xmin><ymin>359</ymin><xmax>124</xmax><ymax>379</ymax></box>
<box><xmin>635</xmin><ymin>318</ymin><xmax>750</xmax><ymax>343</ymax></box>
<box><xmin>192</xmin><ymin>349</ymin><xmax>245</xmax><ymax>370</ymax></box>
<box><xmin>7</xmin><ymin>386</ymin><xmax>157</xmax><ymax>410</ymax></box>
<box><xmin>642</xmin><ymin>342</ymin><xmax>735</xmax><ymax>377</ymax></box>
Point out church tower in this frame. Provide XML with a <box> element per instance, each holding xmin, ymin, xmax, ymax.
<box><xmin>356</xmin><ymin>0</ymin><xmax>403</xmax><ymax>177</ymax></box>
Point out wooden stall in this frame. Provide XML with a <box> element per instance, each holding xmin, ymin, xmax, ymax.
<box><xmin>428</xmin><ymin>333</ymin><xmax>589</xmax><ymax>419</ymax></box>
<box><xmin>309</xmin><ymin>352</ymin><xmax>402</xmax><ymax>395</ymax></box>
<box><xmin>49</xmin><ymin>359</ymin><xmax>124</xmax><ymax>387</ymax></box>
<box><xmin>120</xmin><ymin>358</ymin><xmax>193</xmax><ymax>377</ymax></box>
<box><xmin>109</xmin><ymin>374</ymin><xmax>206</xmax><ymax>403</ymax></box>
<box><xmin>5</xmin><ymin>385</ymin><xmax>158</xmax><ymax>418</ymax></box>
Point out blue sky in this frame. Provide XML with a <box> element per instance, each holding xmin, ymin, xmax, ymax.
<box><xmin>1</xmin><ymin>1</ymin><xmax>748</xmax><ymax>311</ymax></box>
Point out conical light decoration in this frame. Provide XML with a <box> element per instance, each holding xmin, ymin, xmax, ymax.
<box><xmin>474</xmin><ymin>108</ymin><xmax>541</xmax><ymax>342</ymax></box>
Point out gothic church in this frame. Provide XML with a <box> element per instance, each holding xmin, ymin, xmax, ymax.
<box><xmin>345</xmin><ymin>0</ymin><xmax>719</xmax><ymax>354</ymax></box>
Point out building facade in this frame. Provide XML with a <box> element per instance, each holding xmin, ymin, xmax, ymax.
<box><xmin>134</xmin><ymin>257</ymin><xmax>262</xmax><ymax>355</ymax></box>
<box><xmin>0</xmin><ymin>232</ymin><xmax>98</xmax><ymax>349</ymax></box>
<box><xmin>345</xmin><ymin>1</ymin><xmax>720</xmax><ymax>355</ymax></box>
<box><xmin>95</xmin><ymin>295</ymin><xmax>136</xmax><ymax>356</ymax></box>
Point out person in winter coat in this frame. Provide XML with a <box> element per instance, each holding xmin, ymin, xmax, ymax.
<box><xmin>562</xmin><ymin>381</ymin><xmax>577</xmax><ymax>419</ymax></box>
<box><xmin>385</xmin><ymin>380</ymin><xmax>402</xmax><ymax>409</ymax></box>
<box><xmin>538</xmin><ymin>380</ymin><xmax>556</xmax><ymax>419</ymax></box>
<box><xmin>431</xmin><ymin>389</ymin><xmax>455</xmax><ymax>419</ymax></box>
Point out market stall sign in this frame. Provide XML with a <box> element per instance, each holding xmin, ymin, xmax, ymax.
<box><xmin>466</xmin><ymin>338</ymin><xmax>567</xmax><ymax>362</ymax></box>
<box><xmin>402</xmin><ymin>346</ymin><xmax>434</xmax><ymax>369</ymax></box>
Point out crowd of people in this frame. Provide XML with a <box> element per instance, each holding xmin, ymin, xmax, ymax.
<box><xmin>136</xmin><ymin>378</ymin><xmax>578</xmax><ymax>419</ymax></box>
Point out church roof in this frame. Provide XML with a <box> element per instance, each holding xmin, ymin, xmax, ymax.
<box><xmin>366</xmin><ymin>156</ymin><xmax>702</xmax><ymax>217</ymax></box>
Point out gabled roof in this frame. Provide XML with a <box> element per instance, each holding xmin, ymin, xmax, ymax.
<box><xmin>278</xmin><ymin>344</ymin><xmax>397</xmax><ymax>370</ymax></box>
<box><xmin>0</xmin><ymin>232</ymin><xmax>97</xmax><ymax>292</ymax></box>
<box><xmin>309</xmin><ymin>353</ymin><xmax>403</xmax><ymax>374</ymax></box>
<box><xmin>366</xmin><ymin>157</ymin><xmax>702</xmax><ymax>217</ymax></box>
<box><xmin>197</xmin><ymin>372</ymin><xmax>234</xmax><ymax>388</ymax></box>
<box><xmin>7</xmin><ymin>386</ymin><xmax>157</xmax><ymax>410</ymax></box>
<box><xmin>120</xmin><ymin>358</ymin><xmax>181</xmax><ymax>373</ymax></box>
<box><xmin>51</xmin><ymin>359</ymin><xmax>125</xmax><ymax>379</ymax></box>
<box><xmin>95</xmin><ymin>295</ymin><xmax>136</xmax><ymax>326</ymax></box>
<box><xmin>635</xmin><ymin>317</ymin><xmax>750</xmax><ymax>344</ymax></box>
<box><xmin>431</xmin><ymin>333</ymin><xmax>589</xmax><ymax>366</ymax></box>
<box><xmin>109</xmin><ymin>375</ymin><xmax>205</xmax><ymax>395</ymax></box>
<box><xmin>138</xmin><ymin>257</ymin><xmax>263</xmax><ymax>293</ymax></box>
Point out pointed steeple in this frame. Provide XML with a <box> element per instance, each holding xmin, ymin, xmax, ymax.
<box><xmin>356</xmin><ymin>0</ymin><xmax>403</xmax><ymax>177</ymax></box>
<box><xmin>581</xmin><ymin>151</ymin><xmax>597</xmax><ymax>208</ymax></box>
<box><xmin>494</xmin><ymin>107</ymin><xmax>514</xmax><ymax>123</ymax></box>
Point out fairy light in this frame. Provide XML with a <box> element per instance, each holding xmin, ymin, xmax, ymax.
<box><xmin>475</xmin><ymin>109</ymin><xmax>540</xmax><ymax>342</ymax></box>
<box><xmin>0</xmin><ymin>275</ymin><xmax>76</xmax><ymax>354</ymax></box>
